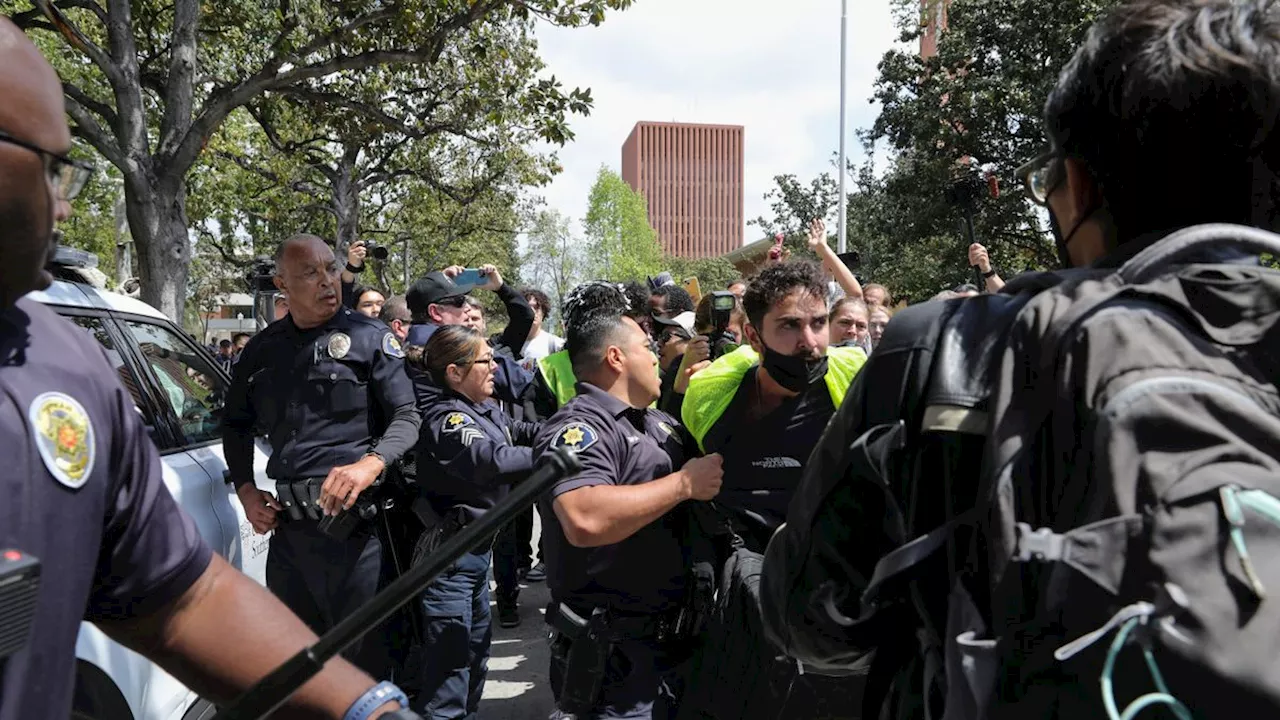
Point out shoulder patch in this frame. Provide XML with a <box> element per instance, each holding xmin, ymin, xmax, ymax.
<box><xmin>551</xmin><ymin>421</ymin><xmax>599</xmax><ymax>452</ymax></box>
<box><xmin>382</xmin><ymin>332</ymin><xmax>405</xmax><ymax>359</ymax></box>
<box><xmin>441</xmin><ymin>412</ymin><xmax>476</xmax><ymax>433</ymax></box>
<box><xmin>29</xmin><ymin>392</ymin><xmax>96</xmax><ymax>490</ymax></box>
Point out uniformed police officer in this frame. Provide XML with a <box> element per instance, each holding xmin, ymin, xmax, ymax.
<box><xmin>534</xmin><ymin>283</ymin><xmax>724</xmax><ymax>720</ymax></box>
<box><xmin>680</xmin><ymin>261</ymin><xmax>866</xmax><ymax>552</ymax></box>
<box><xmin>223</xmin><ymin>233</ymin><xmax>422</xmax><ymax>667</ymax></box>
<box><xmin>407</xmin><ymin>324</ymin><xmax>542</xmax><ymax>717</ymax></box>
<box><xmin>0</xmin><ymin>20</ymin><xmax>414</xmax><ymax>719</ymax></box>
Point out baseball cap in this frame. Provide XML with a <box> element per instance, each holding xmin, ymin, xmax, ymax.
<box><xmin>406</xmin><ymin>271</ymin><xmax>476</xmax><ymax>315</ymax></box>
<box><xmin>653</xmin><ymin>311</ymin><xmax>696</xmax><ymax>339</ymax></box>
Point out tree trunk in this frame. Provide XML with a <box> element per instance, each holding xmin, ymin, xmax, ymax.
<box><xmin>127</xmin><ymin>172</ymin><xmax>192</xmax><ymax>322</ymax></box>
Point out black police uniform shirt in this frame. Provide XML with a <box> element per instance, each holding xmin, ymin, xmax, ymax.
<box><xmin>702</xmin><ymin>367</ymin><xmax>836</xmax><ymax>533</ymax></box>
<box><xmin>534</xmin><ymin>382</ymin><xmax>692</xmax><ymax>616</ymax></box>
<box><xmin>223</xmin><ymin>306</ymin><xmax>419</xmax><ymax>485</ymax></box>
<box><xmin>414</xmin><ymin>378</ymin><xmax>541</xmax><ymax>524</ymax></box>
<box><xmin>0</xmin><ymin>298</ymin><xmax>213</xmax><ymax>720</ymax></box>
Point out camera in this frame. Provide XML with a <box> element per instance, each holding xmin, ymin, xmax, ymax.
<box><xmin>362</xmin><ymin>241</ymin><xmax>389</xmax><ymax>260</ymax></box>
<box><xmin>707</xmin><ymin>291</ymin><xmax>740</xmax><ymax>360</ymax></box>
<box><xmin>246</xmin><ymin>257</ymin><xmax>277</xmax><ymax>293</ymax></box>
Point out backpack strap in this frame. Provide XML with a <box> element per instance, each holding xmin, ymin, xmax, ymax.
<box><xmin>1118</xmin><ymin>223</ymin><xmax>1280</xmax><ymax>284</ymax></box>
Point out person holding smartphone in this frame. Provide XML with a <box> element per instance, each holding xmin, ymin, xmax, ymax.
<box><xmin>403</xmin><ymin>265</ymin><xmax>536</xmax><ymax>406</ymax></box>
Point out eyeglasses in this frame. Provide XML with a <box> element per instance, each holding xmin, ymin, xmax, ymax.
<box><xmin>436</xmin><ymin>295</ymin><xmax>469</xmax><ymax>308</ymax></box>
<box><xmin>467</xmin><ymin>357</ymin><xmax>495</xmax><ymax>367</ymax></box>
<box><xmin>0</xmin><ymin>131</ymin><xmax>94</xmax><ymax>200</ymax></box>
<box><xmin>1015</xmin><ymin>151</ymin><xmax>1064</xmax><ymax>206</ymax></box>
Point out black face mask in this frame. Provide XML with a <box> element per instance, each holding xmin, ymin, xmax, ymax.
<box><xmin>761</xmin><ymin>344</ymin><xmax>828</xmax><ymax>393</ymax></box>
<box><xmin>1049</xmin><ymin>202</ymin><xmax>1102</xmax><ymax>269</ymax></box>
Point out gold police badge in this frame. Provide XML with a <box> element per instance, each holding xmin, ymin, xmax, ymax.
<box><xmin>328</xmin><ymin>332</ymin><xmax>352</xmax><ymax>360</ymax></box>
<box><xmin>28</xmin><ymin>392</ymin><xmax>96</xmax><ymax>489</ymax></box>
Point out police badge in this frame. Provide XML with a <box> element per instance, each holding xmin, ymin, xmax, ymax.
<box><xmin>327</xmin><ymin>332</ymin><xmax>352</xmax><ymax>359</ymax></box>
<box><xmin>28</xmin><ymin>392</ymin><xmax>96</xmax><ymax>489</ymax></box>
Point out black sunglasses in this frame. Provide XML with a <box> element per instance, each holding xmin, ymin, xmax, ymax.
<box><xmin>0</xmin><ymin>131</ymin><xmax>94</xmax><ymax>200</ymax></box>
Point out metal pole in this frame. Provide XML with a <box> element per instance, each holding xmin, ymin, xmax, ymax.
<box><xmin>837</xmin><ymin>0</ymin><xmax>848</xmax><ymax>254</ymax></box>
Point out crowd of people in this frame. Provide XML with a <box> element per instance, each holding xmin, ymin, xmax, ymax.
<box><xmin>12</xmin><ymin>2</ymin><xmax>1280</xmax><ymax>720</ymax></box>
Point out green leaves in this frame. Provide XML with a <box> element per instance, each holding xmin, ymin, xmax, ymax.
<box><xmin>583</xmin><ymin>166</ymin><xmax>665</xmax><ymax>283</ymax></box>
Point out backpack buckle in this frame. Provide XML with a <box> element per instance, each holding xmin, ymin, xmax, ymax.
<box><xmin>1014</xmin><ymin>523</ymin><xmax>1065</xmax><ymax>562</ymax></box>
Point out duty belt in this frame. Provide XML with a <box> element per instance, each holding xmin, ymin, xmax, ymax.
<box><xmin>273</xmin><ymin>477</ymin><xmax>381</xmax><ymax>540</ymax></box>
<box><xmin>547</xmin><ymin>601</ymin><xmax>684</xmax><ymax>644</ymax></box>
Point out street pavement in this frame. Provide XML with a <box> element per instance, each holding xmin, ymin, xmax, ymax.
<box><xmin>482</xmin><ymin>513</ymin><xmax>554</xmax><ymax>720</ymax></box>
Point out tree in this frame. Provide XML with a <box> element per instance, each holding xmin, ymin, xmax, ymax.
<box><xmin>8</xmin><ymin>0</ymin><xmax>631</xmax><ymax>320</ymax></box>
<box><xmin>520</xmin><ymin>208</ymin><xmax>585</xmax><ymax>323</ymax></box>
<box><xmin>663</xmin><ymin>255</ymin><xmax>741</xmax><ymax>295</ymax></box>
<box><xmin>582</xmin><ymin>166</ymin><xmax>663</xmax><ymax>281</ymax></box>
<box><xmin>863</xmin><ymin>0</ymin><xmax>1118</xmax><ymax>289</ymax></box>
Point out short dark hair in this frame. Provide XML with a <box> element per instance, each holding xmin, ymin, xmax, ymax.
<box><xmin>742</xmin><ymin>261</ymin><xmax>827</xmax><ymax>329</ymax></box>
<box><xmin>1045</xmin><ymin>0</ymin><xmax>1280</xmax><ymax>240</ymax></box>
<box><xmin>219</xmin><ymin>339</ymin><xmax>232</xmax><ymax>349</ymax></box>
<box><xmin>652</xmin><ymin>284</ymin><xmax>694</xmax><ymax>315</ymax></box>
<box><xmin>522</xmin><ymin>288</ymin><xmax>553</xmax><ymax>318</ymax></box>
<box><xmin>379</xmin><ymin>295</ymin><xmax>410</xmax><ymax>324</ymax></box>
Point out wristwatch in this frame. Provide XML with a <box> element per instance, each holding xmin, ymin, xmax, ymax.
<box><xmin>346</xmin><ymin>261</ymin><xmax>366</xmax><ymax>274</ymax></box>
<box><xmin>982</xmin><ymin>267</ymin><xmax>998</xmax><ymax>278</ymax></box>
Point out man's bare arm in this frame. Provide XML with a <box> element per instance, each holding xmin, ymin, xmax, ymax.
<box><xmin>98</xmin><ymin>554</ymin><xmax>398</xmax><ymax>719</ymax></box>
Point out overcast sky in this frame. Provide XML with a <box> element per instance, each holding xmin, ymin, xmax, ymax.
<box><xmin>530</xmin><ymin>0</ymin><xmax>900</xmax><ymax>245</ymax></box>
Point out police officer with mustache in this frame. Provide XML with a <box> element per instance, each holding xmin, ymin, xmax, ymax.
<box><xmin>223</xmin><ymin>233</ymin><xmax>422</xmax><ymax>670</ymax></box>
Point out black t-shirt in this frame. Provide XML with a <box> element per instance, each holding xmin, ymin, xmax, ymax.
<box><xmin>0</xmin><ymin>299</ymin><xmax>214</xmax><ymax>719</ymax></box>
<box><xmin>703</xmin><ymin>367</ymin><xmax>836</xmax><ymax>547</ymax></box>
<box><xmin>535</xmin><ymin>383</ymin><xmax>691</xmax><ymax>615</ymax></box>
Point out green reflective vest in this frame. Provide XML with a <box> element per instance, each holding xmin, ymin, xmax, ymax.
<box><xmin>537</xmin><ymin>350</ymin><xmax>578</xmax><ymax>410</ymax></box>
<box><xmin>681</xmin><ymin>345</ymin><xmax>867</xmax><ymax>452</ymax></box>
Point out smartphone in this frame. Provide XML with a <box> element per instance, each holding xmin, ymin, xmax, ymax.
<box><xmin>453</xmin><ymin>268</ymin><xmax>485</xmax><ymax>287</ymax></box>
<box><xmin>683</xmin><ymin>277</ymin><xmax>702</xmax><ymax>305</ymax></box>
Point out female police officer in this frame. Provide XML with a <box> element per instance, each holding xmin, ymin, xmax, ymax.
<box><xmin>407</xmin><ymin>324</ymin><xmax>542</xmax><ymax>718</ymax></box>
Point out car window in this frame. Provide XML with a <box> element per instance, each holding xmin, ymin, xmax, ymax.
<box><xmin>122</xmin><ymin>320</ymin><xmax>226</xmax><ymax>447</ymax></box>
<box><xmin>66</xmin><ymin>315</ymin><xmax>159</xmax><ymax>430</ymax></box>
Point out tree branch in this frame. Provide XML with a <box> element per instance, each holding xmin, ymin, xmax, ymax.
<box><xmin>157</xmin><ymin>0</ymin><xmax>199</xmax><ymax>157</ymax></box>
<box><xmin>171</xmin><ymin>0</ymin><xmax>505</xmax><ymax>178</ymax></box>
<box><xmin>65</xmin><ymin>94</ymin><xmax>126</xmax><ymax>168</ymax></box>
<box><xmin>104</xmin><ymin>0</ymin><xmax>150</xmax><ymax>164</ymax></box>
<box><xmin>32</xmin><ymin>0</ymin><xmax>119</xmax><ymax>84</ymax></box>
<box><xmin>62</xmin><ymin>81</ymin><xmax>119</xmax><ymax>129</ymax></box>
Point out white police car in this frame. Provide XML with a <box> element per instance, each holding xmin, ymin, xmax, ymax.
<box><xmin>31</xmin><ymin>250</ymin><xmax>274</xmax><ymax>720</ymax></box>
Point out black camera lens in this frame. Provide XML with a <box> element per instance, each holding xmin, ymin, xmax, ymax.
<box><xmin>366</xmin><ymin>243</ymin><xmax>389</xmax><ymax>260</ymax></box>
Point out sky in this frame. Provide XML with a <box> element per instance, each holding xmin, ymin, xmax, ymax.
<box><xmin>530</xmin><ymin>0</ymin><xmax>901</xmax><ymax>245</ymax></box>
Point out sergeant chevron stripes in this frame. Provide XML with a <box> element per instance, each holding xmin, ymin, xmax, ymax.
<box><xmin>458</xmin><ymin>427</ymin><xmax>484</xmax><ymax>447</ymax></box>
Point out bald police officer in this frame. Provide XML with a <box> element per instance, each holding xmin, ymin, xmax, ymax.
<box><xmin>0</xmin><ymin>18</ymin><xmax>413</xmax><ymax>719</ymax></box>
<box><xmin>223</xmin><ymin>234</ymin><xmax>422</xmax><ymax>666</ymax></box>
<box><xmin>534</xmin><ymin>283</ymin><xmax>724</xmax><ymax>719</ymax></box>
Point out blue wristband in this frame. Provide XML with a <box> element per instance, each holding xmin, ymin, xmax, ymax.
<box><xmin>343</xmin><ymin>681</ymin><xmax>409</xmax><ymax>720</ymax></box>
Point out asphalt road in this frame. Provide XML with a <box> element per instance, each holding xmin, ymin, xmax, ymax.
<box><xmin>481</xmin><ymin>513</ymin><xmax>555</xmax><ymax>720</ymax></box>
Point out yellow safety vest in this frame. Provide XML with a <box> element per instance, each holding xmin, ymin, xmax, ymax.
<box><xmin>537</xmin><ymin>350</ymin><xmax>578</xmax><ymax>410</ymax></box>
<box><xmin>681</xmin><ymin>345</ymin><xmax>867</xmax><ymax>452</ymax></box>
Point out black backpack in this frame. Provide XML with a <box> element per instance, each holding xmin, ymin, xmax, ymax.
<box><xmin>761</xmin><ymin>224</ymin><xmax>1280</xmax><ymax>719</ymax></box>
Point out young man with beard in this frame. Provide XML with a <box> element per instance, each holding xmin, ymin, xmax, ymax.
<box><xmin>681</xmin><ymin>261</ymin><xmax>866</xmax><ymax>551</ymax></box>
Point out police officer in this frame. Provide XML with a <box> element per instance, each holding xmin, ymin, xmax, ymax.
<box><xmin>223</xmin><ymin>233</ymin><xmax>422</xmax><ymax>667</ymax></box>
<box><xmin>407</xmin><ymin>325</ymin><xmax>542</xmax><ymax>716</ymax></box>
<box><xmin>0</xmin><ymin>20</ymin><xmax>413</xmax><ymax>719</ymax></box>
<box><xmin>534</xmin><ymin>283</ymin><xmax>724</xmax><ymax>719</ymax></box>
<box><xmin>681</xmin><ymin>261</ymin><xmax>866</xmax><ymax>552</ymax></box>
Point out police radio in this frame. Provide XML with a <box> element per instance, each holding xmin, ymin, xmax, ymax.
<box><xmin>0</xmin><ymin>550</ymin><xmax>41</xmax><ymax>661</ymax></box>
